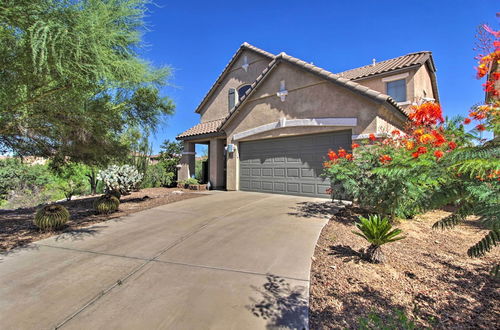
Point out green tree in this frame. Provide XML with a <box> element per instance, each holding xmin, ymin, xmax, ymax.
<box><xmin>0</xmin><ymin>0</ymin><xmax>174</xmax><ymax>162</ymax></box>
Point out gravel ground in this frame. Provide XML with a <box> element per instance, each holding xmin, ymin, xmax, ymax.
<box><xmin>0</xmin><ymin>187</ymin><xmax>205</xmax><ymax>251</ymax></box>
<box><xmin>309</xmin><ymin>207</ymin><xmax>499</xmax><ymax>329</ymax></box>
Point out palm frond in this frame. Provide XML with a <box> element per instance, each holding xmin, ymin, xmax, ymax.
<box><xmin>467</xmin><ymin>229</ymin><xmax>500</xmax><ymax>258</ymax></box>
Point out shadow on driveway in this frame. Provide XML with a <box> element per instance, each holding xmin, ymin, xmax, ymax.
<box><xmin>248</xmin><ymin>274</ymin><xmax>308</xmax><ymax>329</ymax></box>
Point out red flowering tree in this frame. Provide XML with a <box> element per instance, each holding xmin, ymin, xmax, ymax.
<box><xmin>323</xmin><ymin>16</ymin><xmax>499</xmax><ymax>273</ymax></box>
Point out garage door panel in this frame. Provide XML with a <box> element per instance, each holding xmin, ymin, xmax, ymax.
<box><xmin>261</xmin><ymin>181</ymin><xmax>273</xmax><ymax>191</ymax></box>
<box><xmin>273</xmin><ymin>168</ymin><xmax>285</xmax><ymax>177</ymax></box>
<box><xmin>286</xmin><ymin>168</ymin><xmax>300</xmax><ymax>178</ymax></box>
<box><xmin>286</xmin><ymin>183</ymin><xmax>300</xmax><ymax>193</ymax></box>
<box><xmin>301</xmin><ymin>184</ymin><xmax>315</xmax><ymax>194</ymax></box>
<box><xmin>262</xmin><ymin>168</ymin><xmax>273</xmax><ymax>177</ymax></box>
<box><xmin>239</xmin><ymin>131</ymin><xmax>351</xmax><ymax>198</ymax></box>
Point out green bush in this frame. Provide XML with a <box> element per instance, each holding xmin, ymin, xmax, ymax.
<box><xmin>141</xmin><ymin>164</ymin><xmax>174</xmax><ymax>188</ymax></box>
<box><xmin>94</xmin><ymin>194</ymin><xmax>120</xmax><ymax>214</ymax></box>
<box><xmin>34</xmin><ymin>204</ymin><xmax>70</xmax><ymax>231</ymax></box>
<box><xmin>180</xmin><ymin>177</ymin><xmax>199</xmax><ymax>186</ymax></box>
<box><xmin>353</xmin><ymin>214</ymin><xmax>405</xmax><ymax>263</ymax></box>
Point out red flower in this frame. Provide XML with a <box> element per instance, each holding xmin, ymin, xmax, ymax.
<box><xmin>434</xmin><ymin>150</ymin><xmax>444</xmax><ymax>159</ymax></box>
<box><xmin>328</xmin><ymin>150</ymin><xmax>338</xmax><ymax>160</ymax></box>
<box><xmin>391</xmin><ymin>129</ymin><xmax>401</xmax><ymax>136</ymax></box>
<box><xmin>431</xmin><ymin>130</ymin><xmax>446</xmax><ymax>146</ymax></box>
<box><xmin>338</xmin><ymin>148</ymin><xmax>347</xmax><ymax>158</ymax></box>
<box><xmin>351</xmin><ymin>143</ymin><xmax>360</xmax><ymax>149</ymax></box>
<box><xmin>345</xmin><ymin>154</ymin><xmax>353</xmax><ymax>161</ymax></box>
<box><xmin>408</xmin><ymin>103</ymin><xmax>444</xmax><ymax>126</ymax></box>
<box><xmin>412</xmin><ymin>152</ymin><xmax>420</xmax><ymax>158</ymax></box>
<box><xmin>369</xmin><ymin>133</ymin><xmax>376</xmax><ymax>141</ymax></box>
<box><xmin>448</xmin><ymin>141</ymin><xmax>457</xmax><ymax>150</ymax></box>
<box><xmin>476</xmin><ymin>124</ymin><xmax>486</xmax><ymax>131</ymax></box>
<box><xmin>417</xmin><ymin>146</ymin><xmax>428</xmax><ymax>154</ymax></box>
<box><xmin>464</xmin><ymin>118</ymin><xmax>471</xmax><ymax>124</ymax></box>
<box><xmin>379</xmin><ymin>154</ymin><xmax>392</xmax><ymax>164</ymax></box>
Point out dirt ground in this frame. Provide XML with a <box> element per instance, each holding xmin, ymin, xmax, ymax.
<box><xmin>0</xmin><ymin>187</ymin><xmax>205</xmax><ymax>251</ymax></box>
<box><xmin>309</xmin><ymin>207</ymin><xmax>499</xmax><ymax>329</ymax></box>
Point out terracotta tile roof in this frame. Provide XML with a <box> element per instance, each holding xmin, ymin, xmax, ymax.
<box><xmin>220</xmin><ymin>52</ymin><xmax>408</xmax><ymax>130</ymax></box>
<box><xmin>337</xmin><ymin>51</ymin><xmax>433</xmax><ymax>80</ymax></box>
<box><xmin>194</xmin><ymin>42</ymin><xmax>274</xmax><ymax>114</ymax></box>
<box><xmin>177</xmin><ymin>119</ymin><xmax>225</xmax><ymax>139</ymax></box>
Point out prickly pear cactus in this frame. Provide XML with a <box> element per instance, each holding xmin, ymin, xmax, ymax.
<box><xmin>98</xmin><ymin>165</ymin><xmax>143</xmax><ymax>195</ymax></box>
<box><xmin>94</xmin><ymin>194</ymin><xmax>120</xmax><ymax>214</ymax></box>
<box><xmin>34</xmin><ymin>204</ymin><xmax>70</xmax><ymax>231</ymax></box>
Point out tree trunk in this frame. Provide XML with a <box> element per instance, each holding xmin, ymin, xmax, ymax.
<box><xmin>367</xmin><ymin>244</ymin><xmax>385</xmax><ymax>263</ymax></box>
<box><xmin>87</xmin><ymin>168</ymin><xmax>98</xmax><ymax>195</ymax></box>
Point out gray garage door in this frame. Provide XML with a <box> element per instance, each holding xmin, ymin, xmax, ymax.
<box><xmin>239</xmin><ymin>130</ymin><xmax>351</xmax><ymax>198</ymax></box>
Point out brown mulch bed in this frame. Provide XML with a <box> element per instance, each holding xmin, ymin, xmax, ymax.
<box><xmin>309</xmin><ymin>207</ymin><xmax>500</xmax><ymax>329</ymax></box>
<box><xmin>0</xmin><ymin>188</ymin><xmax>205</xmax><ymax>252</ymax></box>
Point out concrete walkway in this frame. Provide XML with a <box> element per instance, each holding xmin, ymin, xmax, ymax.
<box><xmin>0</xmin><ymin>191</ymin><xmax>334</xmax><ymax>329</ymax></box>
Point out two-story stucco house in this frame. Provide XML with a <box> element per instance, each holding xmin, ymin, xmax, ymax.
<box><xmin>177</xmin><ymin>43</ymin><xmax>439</xmax><ymax>197</ymax></box>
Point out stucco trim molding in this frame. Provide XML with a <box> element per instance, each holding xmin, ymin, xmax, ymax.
<box><xmin>232</xmin><ymin>117</ymin><xmax>357</xmax><ymax>141</ymax></box>
<box><xmin>352</xmin><ymin>133</ymin><xmax>387</xmax><ymax>140</ymax></box>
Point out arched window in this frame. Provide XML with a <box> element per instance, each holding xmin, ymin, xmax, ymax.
<box><xmin>237</xmin><ymin>84</ymin><xmax>251</xmax><ymax>100</ymax></box>
<box><xmin>228</xmin><ymin>84</ymin><xmax>252</xmax><ymax>111</ymax></box>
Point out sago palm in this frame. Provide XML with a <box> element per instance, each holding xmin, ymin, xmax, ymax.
<box><xmin>353</xmin><ymin>214</ymin><xmax>406</xmax><ymax>263</ymax></box>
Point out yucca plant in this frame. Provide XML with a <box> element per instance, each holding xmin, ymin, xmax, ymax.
<box><xmin>353</xmin><ymin>214</ymin><xmax>406</xmax><ymax>263</ymax></box>
<box><xmin>94</xmin><ymin>194</ymin><xmax>120</xmax><ymax>214</ymax></box>
<box><xmin>34</xmin><ymin>204</ymin><xmax>70</xmax><ymax>231</ymax></box>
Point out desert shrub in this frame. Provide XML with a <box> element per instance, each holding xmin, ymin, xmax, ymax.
<box><xmin>323</xmin><ymin>105</ymin><xmax>469</xmax><ymax>219</ymax></box>
<box><xmin>353</xmin><ymin>214</ymin><xmax>405</xmax><ymax>263</ymax></box>
<box><xmin>51</xmin><ymin>163</ymin><xmax>90</xmax><ymax>201</ymax></box>
<box><xmin>358</xmin><ymin>309</ymin><xmax>417</xmax><ymax>330</ymax></box>
<box><xmin>0</xmin><ymin>158</ymin><xmax>62</xmax><ymax>207</ymax></box>
<box><xmin>93</xmin><ymin>194</ymin><xmax>120</xmax><ymax>214</ymax></box>
<box><xmin>180</xmin><ymin>177</ymin><xmax>199</xmax><ymax>186</ymax></box>
<box><xmin>141</xmin><ymin>164</ymin><xmax>174</xmax><ymax>188</ymax></box>
<box><xmin>98</xmin><ymin>164</ymin><xmax>142</xmax><ymax>195</ymax></box>
<box><xmin>34</xmin><ymin>204</ymin><xmax>70</xmax><ymax>231</ymax></box>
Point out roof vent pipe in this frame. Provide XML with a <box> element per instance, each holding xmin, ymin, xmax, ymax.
<box><xmin>372</xmin><ymin>59</ymin><xmax>376</xmax><ymax>66</ymax></box>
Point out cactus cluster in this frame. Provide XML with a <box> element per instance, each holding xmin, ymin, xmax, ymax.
<box><xmin>98</xmin><ymin>165</ymin><xmax>142</xmax><ymax>195</ymax></box>
<box><xmin>94</xmin><ymin>194</ymin><xmax>120</xmax><ymax>214</ymax></box>
<box><xmin>34</xmin><ymin>204</ymin><xmax>70</xmax><ymax>231</ymax></box>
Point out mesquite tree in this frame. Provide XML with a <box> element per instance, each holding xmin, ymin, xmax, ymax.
<box><xmin>0</xmin><ymin>0</ymin><xmax>174</xmax><ymax>164</ymax></box>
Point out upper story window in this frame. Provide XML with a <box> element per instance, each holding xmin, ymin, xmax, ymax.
<box><xmin>228</xmin><ymin>84</ymin><xmax>252</xmax><ymax>111</ymax></box>
<box><xmin>238</xmin><ymin>84</ymin><xmax>251</xmax><ymax>100</ymax></box>
<box><xmin>386</xmin><ymin>79</ymin><xmax>406</xmax><ymax>102</ymax></box>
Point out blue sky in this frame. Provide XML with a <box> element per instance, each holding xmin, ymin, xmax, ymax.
<box><xmin>142</xmin><ymin>0</ymin><xmax>499</xmax><ymax>153</ymax></box>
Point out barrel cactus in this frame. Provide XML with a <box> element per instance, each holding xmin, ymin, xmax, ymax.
<box><xmin>94</xmin><ymin>194</ymin><xmax>120</xmax><ymax>214</ymax></box>
<box><xmin>108</xmin><ymin>189</ymin><xmax>121</xmax><ymax>200</ymax></box>
<box><xmin>34</xmin><ymin>204</ymin><xmax>70</xmax><ymax>231</ymax></box>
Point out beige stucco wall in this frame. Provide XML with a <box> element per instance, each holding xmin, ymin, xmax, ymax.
<box><xmin>198</xmin><ymin>50</ymin><xmax>272</xmax><ymax>122</ymax></box>
<box><xmin>355</xmin><ymin>64</ymin><xmax>436</xmax><ymax>106</ymax></box>
<box><xmin>355</xmin><ymin>69</ymin><xmax>416</xmax><ymax>103</ymax></box>
<box><xmin>412</xmin><ymin>64</ymin><xmax>435</xmax><ymax>100</ymax></box>
<box><xmin>222</xmin><ymin>61</ymin><xmax>407</xmax><ymax>190</ymax></box>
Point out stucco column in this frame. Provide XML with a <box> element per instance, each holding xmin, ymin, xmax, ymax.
<box><xmin>225</xmin><ymin>139</ymin><xmax>238</xmax><ymax>191</ymax></box>
<box><xmin>209</xmin><ymin>138</ymin><xmax>225</xmax><ymax>189</ymax></box>
<box><xmin>178</xmin><ymin>141</ymin><xmax>195</xmax><ymax>181</ymax></box>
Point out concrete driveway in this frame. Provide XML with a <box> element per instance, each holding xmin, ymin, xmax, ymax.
<box><xmin>0</xmin><ymin>191</ymin><xmax>334</xmax><ymax>329</ymax></box>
